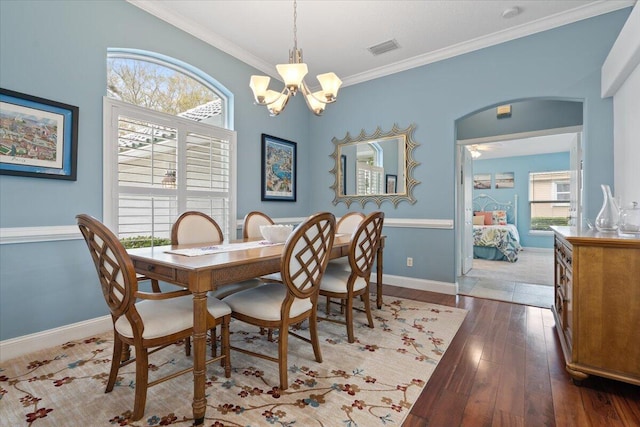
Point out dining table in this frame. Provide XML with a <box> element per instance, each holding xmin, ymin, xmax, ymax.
<box><xmin>127</xmin><ymin>233</ymin><xmax>385</xmax><ymax>425</ymax></box>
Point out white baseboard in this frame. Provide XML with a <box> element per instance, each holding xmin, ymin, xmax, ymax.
<box><xmin>0</xmin><ymin>274</ymin><xmax>456</xmax><ymax>361</ymax></box>
<box><xmin>0</xmin><ymin>316</ymin><xmax>112</xmax><ymax>362</ymax></box>
<box><xmin>521</xmin><ymin>246</ymin><xmax>554</xmax><ymax>253</ymax></box>
<box><xmin>383</xmin><ymin>274</ymin><xmax>457</xmax><ymax>295</ymax></box>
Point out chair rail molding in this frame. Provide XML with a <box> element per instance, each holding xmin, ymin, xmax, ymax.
<box><xmin>2</xmin><ymin>217</ymin><xmax>454</xmax><ymax>245</ymax></box>
<box><xmin>0</xmin><ymin>225</ymin><xmax>81</xmax><ymax>244</ymax></box>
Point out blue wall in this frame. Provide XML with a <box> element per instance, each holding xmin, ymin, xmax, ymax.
<box><xmin>472</xmin><ymin>152</ymin><xmax>571</xmax><ymax>248</ymax></box>
<box><xmin>306</xmin><ymin>9</ymin><xmax>628</xmax><ymax>285</ymax></box>
<box><xmin>0</xmin><ymin>0</ymin><xmax>312</xmax><ymax>340</ymax></box>
<box><xmin>0</xmin><ymin>0</ymin><xmax>631</xmax><ymax>340</ymax></box>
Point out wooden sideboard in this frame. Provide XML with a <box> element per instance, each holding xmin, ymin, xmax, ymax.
<box><xmin>551</xmin><ymin>226</ymin><xmax>640</xmax><ymax>386</ymax></box>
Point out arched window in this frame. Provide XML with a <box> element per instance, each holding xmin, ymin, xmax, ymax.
<box><xmin>103</xmin><ymin>49</ymin><xmax>236</xmax><ymax>245</ymax></box>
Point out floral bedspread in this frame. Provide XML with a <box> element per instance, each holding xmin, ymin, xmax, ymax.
<box><xmin>473</xmin><ymin>225</ymin><xmax>522</xmax><ymax>262</ymax></box>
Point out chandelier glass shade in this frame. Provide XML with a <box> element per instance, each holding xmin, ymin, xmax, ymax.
<box><xmin>249</xmin><ymin>0</ymin><xmax>342</xmax><ymax>116</ymax></box>
<box><xmin>469</xmin><ymin>146</ymin><xmax>482</xmax><ymax>159</ymax></box>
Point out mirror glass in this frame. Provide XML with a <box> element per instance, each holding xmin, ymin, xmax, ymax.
<box><xmin>330</xmin><ymin>124</ymin><xmax>420</xmax><ymax>208</ymax></box>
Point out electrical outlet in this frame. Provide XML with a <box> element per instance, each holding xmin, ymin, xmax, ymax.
<box><xmin>407</xmin><ymin>257</ymin><xmax>413</xmax><ymax>267</ymax></box>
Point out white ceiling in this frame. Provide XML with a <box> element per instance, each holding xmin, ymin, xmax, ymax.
<box><xmin>128</xmin><ymin>0</ymin><xmax>634</xmax><ymax>87</ymax></box>
<box><xmin>467</xmin><ymin>132</ymin><xmax>577</xmax><ymax>160</ymax></box>
<box><xmin>127</xmin><ymin>0</ymin><xmax>631</xmax><ymax>158</ymax></box>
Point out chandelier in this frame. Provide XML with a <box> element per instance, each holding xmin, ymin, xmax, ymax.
<box><xmin>469</xmin><ymin>146</ymin><xmax>482</xmax><ymax>159</ymax></box>
<box><xmin>249</xmin><ymin>0</ymin><xmax>342</xmax><ymax>116</ymax></box>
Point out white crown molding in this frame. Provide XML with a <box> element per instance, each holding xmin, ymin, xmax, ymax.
<box><xmin>126</xmin><ymin>0</ymin><xmax>281</xmax><ymax>81</ymax></box>
<box><xmin>344</xmin><ymin>0</ymin><xmax>636</xmax><ymax>87</ymax></box>
<box><xmin>0</xmin><ymin>225</ymin><xmax>81</xmax><ymax>245</ymax></box>
<box><xmin>129</xmin><ymin>0</ymin><xmax>635</xmax><ymax>88</ymax></box>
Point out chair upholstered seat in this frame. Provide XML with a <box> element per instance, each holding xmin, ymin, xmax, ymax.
<box><xmin>76</xmin><ymin>213</ymin><xmax>231</xmax><ymax>421</ymax></box>
<box><xmin>223</xmin><ymin>212</ymin><xmax>336</xmax><ymax>390</ymax></box>
<box><xmin>260</xmin><ymin>272</ymin><xmax>283</xmax><ymax>283</ymax></box>
<box><xmin>319</xmin><ymin>211</ymin><xmax>384</xmax><ymax>343</ymax></box>
<box><xmin>320</xmin><ymin>267</ymin><xmax>368</xmax><ymax>294</ymax></box>
<box><xmin>224</xmin><ymin>283</ymin><xmax>312</xmax><ymax>321</ymax></box>
<box><xmin>115</xmin><ymin>296</ymin><xmax>231</xmax><ymax>340</ymax></box>
<box><xmin>209</xmin><ymin>279</ymin><xmax>263</xmax><ymax>300</ymax></box>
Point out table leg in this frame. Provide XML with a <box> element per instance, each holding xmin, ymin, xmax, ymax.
<box><xmin>376</xmin><ymin>238</ymin><xmax>385</xmax><ymax>309</ymax></box>
<box><xmin>192</xmin><ymin>290</ymin><xmax>208</xmax><ymax>425</ymax></box>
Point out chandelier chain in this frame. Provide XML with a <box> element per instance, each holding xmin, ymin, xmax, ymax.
<box><xmin>248</xmin><ymin>0</ymin><xmax>341</xmax><ymax>116</ymax></box>
<box><xmin>293</xmin><ymin>0</ymin><xmax>298</xmax><ymax>53</ymax></box>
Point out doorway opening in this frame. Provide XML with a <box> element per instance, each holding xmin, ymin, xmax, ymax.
<box><xmin>454</xmin><ymin>99</ymin><xmax>584</xmax><ymax>308</ymax></box>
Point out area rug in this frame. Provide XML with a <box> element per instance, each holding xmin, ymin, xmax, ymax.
<box><xmin>0</xmin><ymin>297</ymin><xmax>466</xmax><ymax>426</ymax></box>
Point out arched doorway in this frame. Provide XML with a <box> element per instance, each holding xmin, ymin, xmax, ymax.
<box><xmin>454</xmin><ymin>99</ymin><xmax>584</xmax><ymax>307</ymax></box>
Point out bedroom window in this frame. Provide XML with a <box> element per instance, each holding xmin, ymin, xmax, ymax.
<box><xmin>529</xmin><ymin>171</ymin><xmax>570</xmax><ymax>231</ymax></box>
<box><xmin>103</xmin><ymin>49</ymin><xmax>236</xmax><ymax>247</ymax></box>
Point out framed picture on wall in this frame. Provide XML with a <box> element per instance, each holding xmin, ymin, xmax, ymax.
<box><xmin>473</xmin><ymin>173</ymin><xmax>491</xmax><ymax>189</ymax></box>
<box><xmin>261</xmin><ymin>133</ymin><xmax>297</xmax><ymax>201</ymax></box>
<box><xmin>340</xmin><ymin>154</ymin><xmax>347</xmax><ymax>195</ymax></box>
<box><xmin>386</xmin><ymin>174</ymin><xmax>397</xmax><ymax>193</ymax></box>
<box><xmin>495</xmin><ymin>172</ymin><xmax>514</xmax><ymax>188</ymax></box>
<box><xmin>0</xmin><ymin>88</ymin><xmax>78</xmax><ymax>180</ymax></box>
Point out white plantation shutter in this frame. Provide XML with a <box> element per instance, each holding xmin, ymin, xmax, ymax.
<box><xmin>104</xmin><ymin>98</ymin><xmax>236</xmax><ymax>244</ymax></box>
<box><xmin>356</xmin><ymin>162</ymin><xmax>384</xmax><ymax>195</ymax></box>
<box><xmin>184</xmin><ymin>131</ymin><xmax>231</xmax><ymax>236</ymax></box>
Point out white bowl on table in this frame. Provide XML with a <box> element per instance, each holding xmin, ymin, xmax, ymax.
<box><xmin>259</xmin><ymin>224</ymin><xmax>294</xmax><ymax>243</ymax></box>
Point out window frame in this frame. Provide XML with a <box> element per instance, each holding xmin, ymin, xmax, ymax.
<box><xmin>103</xmin><ymin>97</ymin><xmax>237</xmax><ymax>240</ymax></box>
<box><xmin>528</xmin><ymin>170</ymin><xmax>571</xmax><ymax>232</ymax></box>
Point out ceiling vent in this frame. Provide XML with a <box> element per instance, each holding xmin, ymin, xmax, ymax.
<box><xmin>368</xmin><ymin>39</ymin><xmax>400</xmax><ymax>56</ymax></box>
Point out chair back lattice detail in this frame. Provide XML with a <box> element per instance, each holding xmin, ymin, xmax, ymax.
<box><xmin>281</xmin><ymin>213</ymin><xmax>336</xmax><ymax>300</ymax></box>
<box><xmin>350</xmin><ymin>212</ymin><xmax>385</xmax><ymax>278</ymax></box>
<box><xmin>243</xmin><ymin>211</ymin><xmax>275</xmax><ymax>239</ymax></box>
<box><xmin>76</xmin><ymin>214</ymin><xmax>140</xmax><ymax>322</ymax></box>
<box><xmin>172</xmin><ymin>211</ymin><xmax>224</xmax><ymax>245</ymax></box>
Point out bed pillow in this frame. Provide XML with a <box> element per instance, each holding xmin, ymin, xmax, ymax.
<box><xmin>473</xmin><ymin>215</ymin><xmax>485</xmax><ymax>225</ymax></box>
<box><xmin>474</xmin><ymin>211</ymin><xmax>493</xmax><ymax>225</ymax></box>
<box><xmin>492</xmin><ymin>210</ymin><xmax>507</xmax><ymax>225</ymax></box>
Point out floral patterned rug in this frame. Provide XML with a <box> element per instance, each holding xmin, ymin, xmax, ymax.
<box><xmin>0</xmin><ymin>297</ymin><xmax>466</xmax><ymax>426</ymax></box>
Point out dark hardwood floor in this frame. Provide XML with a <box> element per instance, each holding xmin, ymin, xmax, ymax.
<box><xmin>377</xmin><ymin>285</ymin><xmax>640</xmax><ymax>427</ymax></box>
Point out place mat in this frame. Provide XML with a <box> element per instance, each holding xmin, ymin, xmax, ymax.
<box><xmin>165</xmin><ymin>240</ymin><xmax>283</xmax><ymax>257</ymax></box>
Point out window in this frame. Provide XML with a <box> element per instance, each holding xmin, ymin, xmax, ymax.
<box><xmin>529</xmin><ymin>171</ymin><xmax>571</xmax><ymax>231</ymax></box>
<box><xmin>356</xmin><ymin>142</ymin><xmax>384</xmax><ymax>195</ymax></box>
<box><xmin>104</xmin><ymin>50</ymin><xmax>235</xmax><ymax>246</ymax></box>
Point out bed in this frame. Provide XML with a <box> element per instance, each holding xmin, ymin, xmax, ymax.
<box><xmin>472</xmin><ymin>194</ymin><xmax>522</xmax><ymax>262</ymax></box>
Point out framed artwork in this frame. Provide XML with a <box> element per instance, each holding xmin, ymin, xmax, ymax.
<box><xmin>0</xmin><ymin>88</ymin><xmax>78</xmax><ymax>180</ymax></box>
<box><xmin>473</xmin><ymin>173</ymin><xmax>491</xmax><ymax>190</ymax></box>
<box><xmin>340</xmin><ymin>154</ymin><xmax>346</xmax><ymax>195</ymax></box>
<box><xmin>386</xmin><ymin>174</ymin><xmax>397</xmax><ymax>194</ymax></box>
<box><xmin>261</xmin><ymin>133</ymin><xmax>297</xmax><ymax>201</ymax></box>
<box><xmin>495</xmin><ymin>172</ymin><xmax>514</xmax><ymax>189</ymax></box>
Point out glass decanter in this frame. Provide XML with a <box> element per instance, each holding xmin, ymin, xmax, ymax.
<box><xmin>595</xmin><ymin>184</ymin><xmax>620</xmax><ymax>232</ymax></box>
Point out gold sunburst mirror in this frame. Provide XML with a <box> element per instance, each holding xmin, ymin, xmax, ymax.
<box><xmin>330</xmin><ymin>123</ymin><xmax>420</xmax><ymax>208</ymax></box>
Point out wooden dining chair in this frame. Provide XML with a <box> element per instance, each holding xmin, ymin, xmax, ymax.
<box><xmin>323</xmin><ymin>212</ymin><xmax>366</xmax><ymax>311</ymax></box>
<box><xmin>336</xmin><ymin>211</ymin><xmax>366</xmax><ymax>236</ymax></box>
<box><xmin>76</xmin><ymin>214</ymin><xmax>231</xmax><ymax>421</ymax></box>
<box><xmin>242</xmin><ymin>210</ymin><xmax>275</xmax><ymax>239</ymax></box>
<box><xmin>222</xmin><ymin>212</ymin><xmax>336</xmax><ymax>390</ymax></box>
<box><xmin>319</xmin><ymin>211</ymin><xmax>384</xmax><ymax>343</ymax></box>
<box><xmin>172</xmin><ymin>211</ymin><xmax>263</xmax><ymax>355</ymax></box>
